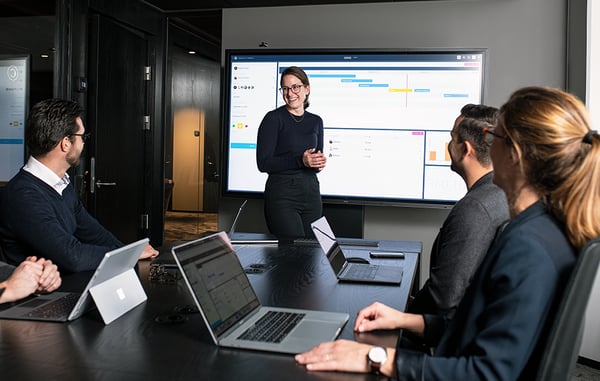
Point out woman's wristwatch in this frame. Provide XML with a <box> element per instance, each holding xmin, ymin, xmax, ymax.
<box><xmin>367</xmin><ymin>346</ymin><xmax>388</xmax><ymax>374</ymax></box>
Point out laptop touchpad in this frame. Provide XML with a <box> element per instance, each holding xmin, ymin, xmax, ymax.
<box><xmin>293</xmin><ymin>320</ymin><xmax>341</xmax><ymax>340</ymax></box>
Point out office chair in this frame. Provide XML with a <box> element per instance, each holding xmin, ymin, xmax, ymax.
<box><xmin>534</xmin><ymin>237</ymin><xmax>600</xmax><ymax>381</ymax></box>
<box><xmin>0</xmin><ymin>185</ymin><xmax>5</xmax><ymax>261</ymax></box>
<box><xmin>0</xmin><ymin>242</ymin><xmax>6</xmax><ymax>262</ymax></box>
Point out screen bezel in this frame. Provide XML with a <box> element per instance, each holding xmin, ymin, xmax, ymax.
<box><xmin>220</xmin><ymin>47</ymin><xmax>488</xmax><ymax>209</ymax></box>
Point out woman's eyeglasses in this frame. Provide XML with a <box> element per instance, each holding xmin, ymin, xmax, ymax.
<box><xmin>483</xmin><ymin>127</ymin><xmax>510</xmax><ymax>146</ymax></box>
<box><xmin>279</xmin><ymin>84</ymin><xmax>305</xmax><ymax>94</ymax></box>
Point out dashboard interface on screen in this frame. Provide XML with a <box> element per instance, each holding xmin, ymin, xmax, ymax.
<box><xmin>0</xmin><ymin>55</ymin><xmax>28</xmax><ymax>182</ymax></box>
<box><xmin>223</xmin><ymin>49</ymin><xmax>486</xmax><ymax>206</ymax></box>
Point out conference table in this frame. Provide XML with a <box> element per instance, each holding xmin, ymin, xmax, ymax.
<box><xmin>0</xmin><ymin>236</ymin><xmax>421</xmax><ymax>380</ymax></box>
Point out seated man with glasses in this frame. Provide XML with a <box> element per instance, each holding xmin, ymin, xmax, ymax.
<box><xmin>0</xmin><ymin>99</ymin><xmax>158</xmax><ymax>274</ymax></box>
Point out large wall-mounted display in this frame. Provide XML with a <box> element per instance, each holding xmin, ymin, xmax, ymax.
<box><xmin>222</xmin><ymin>49</ymin><xmax>486</xmax><ymax>207</ymax></box>
<box><xmin>0</xmin><ymin>55</ymin><xmax>29</xmax><ymax>182</ymax></box>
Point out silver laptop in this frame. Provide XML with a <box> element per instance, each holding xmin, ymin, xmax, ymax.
<box><xmin>171</xmin><ymin>231</ymin><xmax>348</xmax><ymax>354</ymax></box>
<box><xmin>227</xmin><ymin>200</ymin><xmax>278</xmax><ymax>244</ymax></box>
<box><xmin>0</xmin><ymin>238</ymin><xmax>148</xmax><ymax>324</ymax></box>
<box><xmin>228</xmin><ymin>199</ymin><xmax>247</xmax><ymax>238</ymax></box>
<box><xmin>311</xmin><ymin>216</ymin><xmax>403</xmax><ymax>285</ymax></box>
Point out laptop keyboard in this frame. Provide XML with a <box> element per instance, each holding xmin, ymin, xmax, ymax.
<box><xmin>24</xmin><ymin>293</ymin><xmax>80</xmax><ymax>319</ymax></box>
<box><xmin>345</xmin><ymin>264</ymin><xmax>378</xmax><ymax>279</ymax></box>
<box><xmin>237</xmin><ymin>311</ymin><xmax>305</xmax><ymax>343</ymax></box>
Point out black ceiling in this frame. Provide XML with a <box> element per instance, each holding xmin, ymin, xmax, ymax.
<box><xmin>0</xmin><ymin>0</ymin><xmax>54</xmax><ymax>16</ymax></box>
<box><xmin>141</xmin><ymin>0</ymin><xmax>393</xmax><ymax>44</ymax></box>
<box><xmin>143</xmin><ymin>0</ymin><xmax>386</xmax><ymax>11</ymax></box>
<box><xmin>0</xmin><ymin>0</ymin><xmax>405</xmax><ymax>46</ymax></box>
<box><xmin>0</xmin><ymin>0</ymin><xmax>407</xmax><ymax>69</ymax></box>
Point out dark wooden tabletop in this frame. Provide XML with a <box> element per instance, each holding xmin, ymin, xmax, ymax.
<box><xmin>0</xmin><ymin>239</ymin><xmax>420</xmax><ymax>381</ymax></box>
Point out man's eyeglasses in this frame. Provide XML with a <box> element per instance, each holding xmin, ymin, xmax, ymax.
<box><xmin>69</xmin><ymin>133</ymin><xmax>91</xmax><ymax>143</ymax></box>
<box><xmin>279</xmin><ymin>84</ymin><xmax>305</xmax><ymax>94</ymax></box>
<box><xmin>483</xmin><ymin>127</ymin><xmax>510</xmax><ymax>146</ymax></box>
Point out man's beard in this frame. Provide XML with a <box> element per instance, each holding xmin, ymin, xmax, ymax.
<box><xmin>66</xmin><ymin>151</ymin><xmax>81</xmax><ymax>167</ymax></box>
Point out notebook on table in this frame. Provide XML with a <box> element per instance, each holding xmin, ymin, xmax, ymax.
<box><xmin>310</xmin><ymin>216</ymin><xmax>403</xmax><ymax>285</ymax></box>
<box><xmin>171</xmin><ymin>231</ymin><xmax>349</xmax><ymax>354</ymax></box>
<box><xmin>0</xmin><ymin>238</ymin><xmax>148</xmax><ymax>324</ymax></box>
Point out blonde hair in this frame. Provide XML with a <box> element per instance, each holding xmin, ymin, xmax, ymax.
<box><xmin>498</xmin><ymin>86</ymin><xmax>600</xmax><ymax>249</ymax></box>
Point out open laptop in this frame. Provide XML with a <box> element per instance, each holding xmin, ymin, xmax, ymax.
<box><xmin>171</xmin><ymin>231</ymin><xmax>348</xmax><ymax>354</ymax></box>
<box><xmin>228</xmin><ymin>199</ymin><xmax>247</xmax><ymax>238</ymax></box>
<box><xmin>0</xmin><ymin>238</ymin><xmax>148</xmax><ymax>324</ymax></box>
<box><xmin>311</xmin><ymin>216</ymin><xmax>403</xmax><ymax>285</ymax></box>
<box><xmin>227</xmin><ymin>200</ymin><xmax>278</xmax><ymax>244</ymax></box>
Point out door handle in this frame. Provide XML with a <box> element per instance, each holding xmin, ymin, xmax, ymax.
<box><xmin>90</xmin><ymin>157</ymin><xmax>117</xmax><ymax>191</ymax></box>
<box><xmin>90</xmin><ymin>157</ymin><xmax>96</xmax><ymax>194</ymax></box>
<box><xmin>96</xmin><ymin>181</ymin><xmax>117</xmax><ymax>188</ymax></box>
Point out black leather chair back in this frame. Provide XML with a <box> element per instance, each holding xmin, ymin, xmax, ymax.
<box><xmin>534</xmin><ymin>237</ymin><xmax>600</xmax><ymax>381</ymax></box>
<box><xmin>0</xmin><ymin>184</ymin><xmax>7</xmax><ymax>261</ymax></box>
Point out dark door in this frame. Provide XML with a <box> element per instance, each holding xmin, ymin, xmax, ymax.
<box><xmin>86</xmin><ymin>15</ymin><xmax>151</xmax><ymax>243</ymax></box>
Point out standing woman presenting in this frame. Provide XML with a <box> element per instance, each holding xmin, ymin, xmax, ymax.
<box><xmin>257</xmin><ymin>66</ymin><xmax>326</xmax><ymax>241</ymax></box>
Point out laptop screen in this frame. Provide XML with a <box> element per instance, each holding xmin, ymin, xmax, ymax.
<box><xmin>228</xmin><ymin>199</ymin><xmax>247</xmax><ymax>237</ymax></box>
<box><xmin>174</xmin><ymin>233</ymin><xmax>260</xmax><ymax>336</ymax></box>
<box><xmin>326</xmin><ymin>243</ymin><xmax>347</xmax><ymax>274</ymax></box>
<box><xmin>311</xmin><ymin>217</ymin><xmax>347</xmax><ymax>273</ymax></box>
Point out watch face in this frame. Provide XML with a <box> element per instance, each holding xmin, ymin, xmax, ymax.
<box><xmin>369</xmin><ymin>346</ymin><xmax>387</xmax><ymax>363</ymax></box>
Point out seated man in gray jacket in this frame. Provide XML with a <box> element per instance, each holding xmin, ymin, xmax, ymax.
<box><xmin>408</xmin><ymin>104</ymin><xmax>509</xmax><ymax>319</ymax></box>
